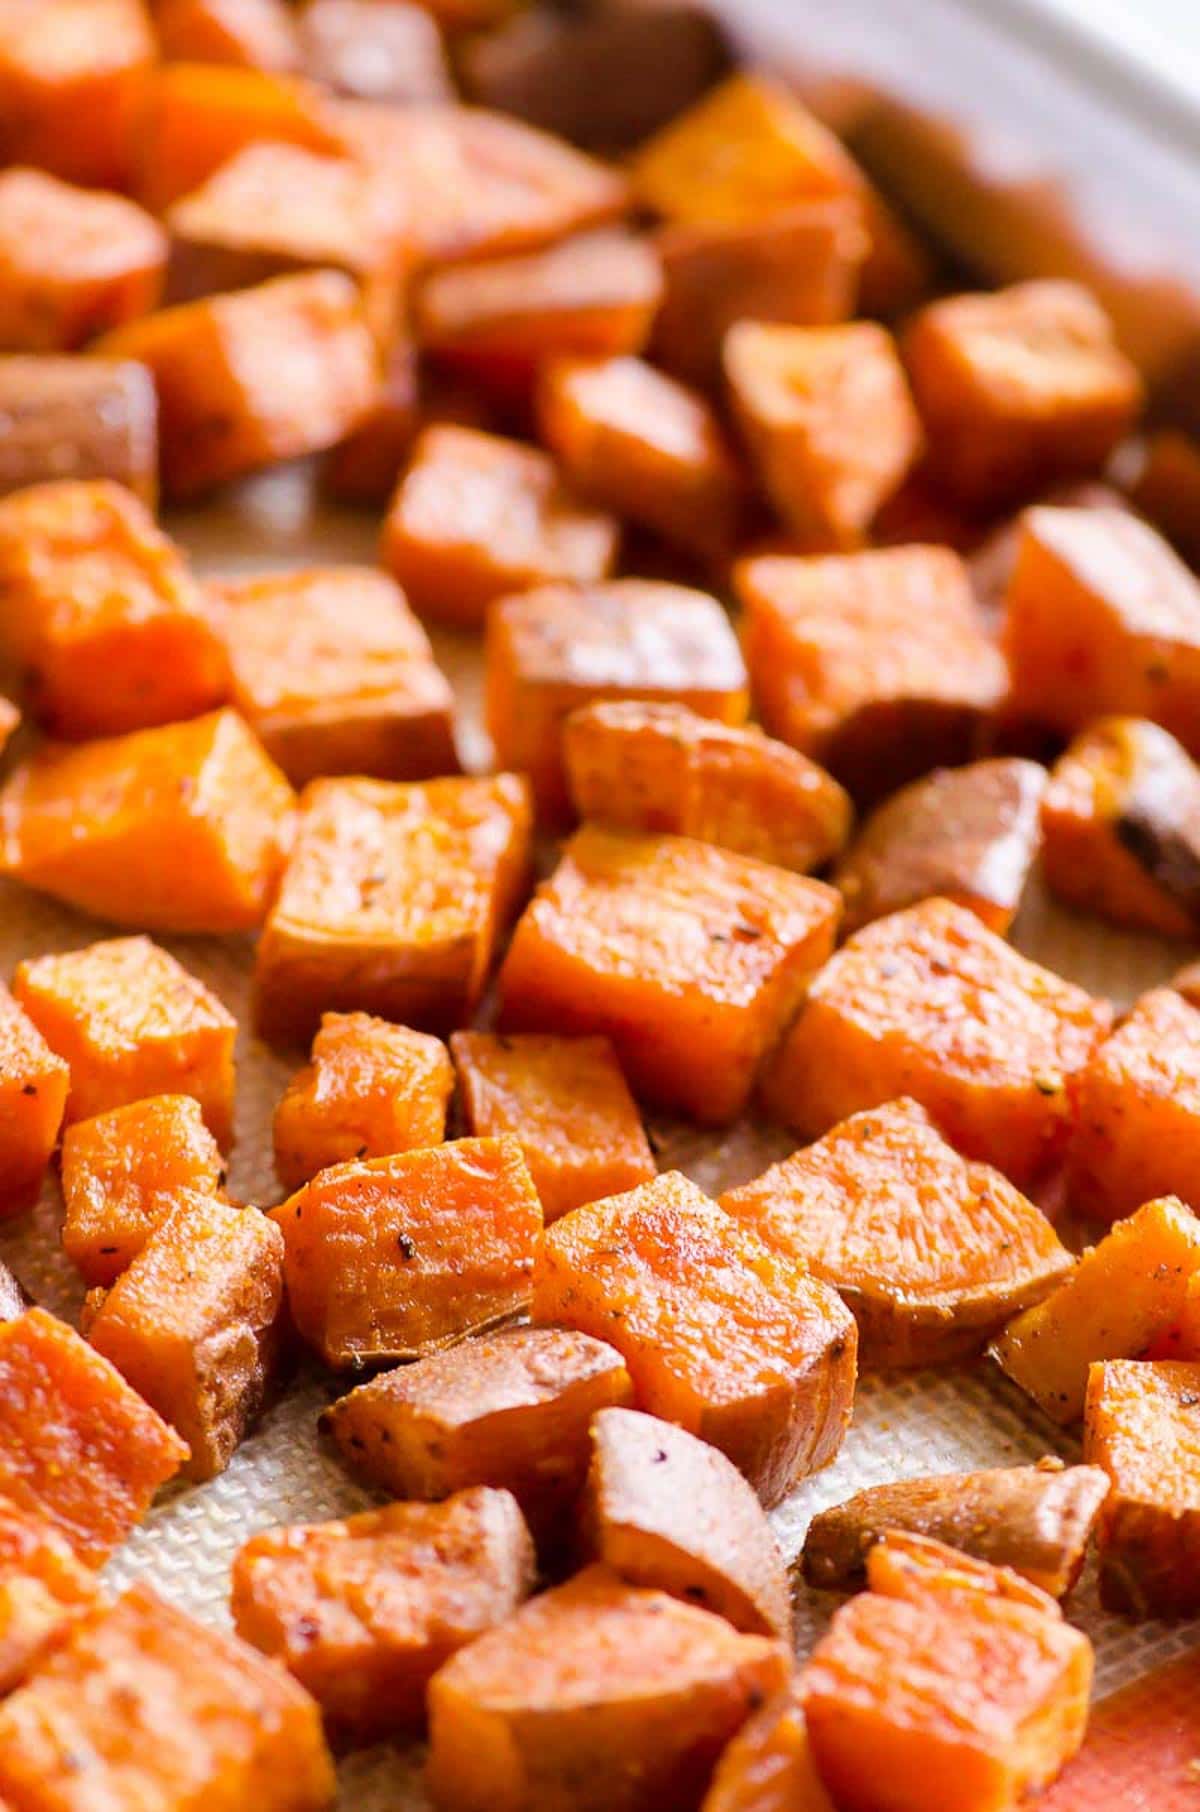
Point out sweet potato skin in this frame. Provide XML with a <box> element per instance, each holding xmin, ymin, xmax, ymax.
<box><xmin>0</xmin><ymin>983</ymin><xmax>69</xmax><ymax>1219</ymax></box>
<box><xmin>1084</xmin><ymin>1357</ymin><xmax>1200</xmax><ymax>1617</ymax></box>
<box><xmin>0</xmin><ymin>358</ymin><xmax>157</xmax><ymax>504</ymax></box>
<box><xmin>701</xmin><ymin>1684</ymin><xmax>834</xmax><ymax>1812</ymax></box>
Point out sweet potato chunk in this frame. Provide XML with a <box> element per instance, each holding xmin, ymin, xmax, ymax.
<box><xmin>736</xmin><ymin>549</ymin><xmax>1006</xmax><ymax>802</ymax></box>
<box><xmin>903</xmin><ymin>281</ymin><xmax>1141</xmax><ymax>506</ymax></box>
<box><xmin>254</xmin><ymin>774</ymin><xmax>531</xmax><ymax>1044</ymax></box>
<box><xmin>864</xmin><ymin>1531</ymin><xmax>1060</xmax><ymax>1617</ymax></box>
<box><xmin>486</xmin><ymin>579</ymin><xmax>749</xmax><ymax>819</ymax></box>
<box><xmin>62</xmin><ymin>1094</ymin><xmax>225</xmax><ymax>1287</ymax></box>
<box><xmin>764</xmin><ymin>899</ymin><xmax>1112</xmax><ymax>1184</ymax></box>
<box><xmin>232</xmin><ymin>1487</ymin><xmax>535</xmax><ymax>1746</ymax></box>
<box><xmin>0</xmin><ymin>1308</ymin><xmax>188</xmax><ymax>1565</ymax></box>
<box><xmin>272</xmin><ymin>1135</ymin><xmax>542</xmax><ymax>1368</ymax></box>
<box><xmin>426</xmin><ymin>1564</ymin><xmax>791</xmax><ymax>1812</ymax></box>
<box><xmin>13</xmin><ymin>935</ymin><xmax>237</xmax><ymax>1145</ymax></box>
<box><xmin>0</xmin><ymin>478</ymin><xmax>229</xmax><ymax>739</ymax></box>
<box><xmin>1</xmin><ymin>709</ymin><xmax>295</xmax><ymax>933</ymax></box>
<box><xmin>1084</xmin><ymin>1358</ymin><xmax>1200</xmax><ymax>1616</ymax></box>
<box><xmin>803</xmin><ymin>1462</ymin><xmax>1110</xmax><ymax>1599</ymax></box>
<box><xmin>299</xmin><ymin>0</ymin><xmax>452</xmax><ymax>104</ymax></box>
<box><xmin>581</xmin><ymin>1407</ymin><xmax>791</xmax><ymax>1640</ymax></box>
<box><xmin>321</xmin><ymin>335</ymin><xmax>421</xmax><ymax>505</ymax></box>
<box><xmin>156</xmin><ymin>0</ymin><xmax>301</xmax><ymax>71</ymax></box>
<box><xmin>0</xmin><ymin>1501</ymin><xmax>99</xmax><ymax>1697</ymax></box>
<box><xmin>532</xmin><ymin>1172</ymin><xmax>857</xmax><ymax>1506</ymax></box>
<box><xmin>0</xmin><ymin>358</ymin><xmax>157</xmax><ymax>504</ymax></box>
<box><xmin>212</xmin><ymin>566</ymin><xmax>456</xmax><ymax>787</ymax></box>
<box><xmin>381</xmin><ymin>424</ymin><xmax>618</xmax><ymax>629</ymax></box>
<box><xmin>1037</xmin><ymin>1646</ymin><xmax>1200</xmax><ymax>1811</ymax></box>
<box><xmin>274</xmin><ymin>1012</ymin><xmax>453</xmax><ymax>1192</ymax></box>
<box><xmin>537</xmin><ymin>355</ymin><xmax>746</xmax><ymax>564</ymax></box>
<box><xmin>702</xmin><ymin>1685</ymin><xmax>833</xmax><ymax>1812</ymax></box>
<box><xmin>0</xmin><ymin>0</ymin><xmax>154</xmax><ymax>190</ymax></box>
<box><xmin>1126</xmin><ymin>428</ymin><xmax>1200</xmax><ymax>569</ymax></box>
<box><xmin>321</xmin><ymin>1325</ymin><xmax>633</xmax><ymax>1542</ymax></box>
<box><xmin>992</xmin><ymin>1197</ymin><xmax>1200</xmax><ymax>1424</ymax></box>
<box><xmin>0</xmin><ymin>1583</ymin><xmax>336</xmax><ymax>1811</ymax></box>
<box><xmin>0</xmin><ymin>984</ymin><xmax>68</xmax><ymax>1220</ymax></box>
<box><xmin>835</xmin><ymin>758</ymin><xmax>1045</xmax><ymax>936</ymax></box>
<box><xmin>499</xmin><ymin>826</ymin><xmax>839</xmax><ymax>1124</ymax></box>
<box><xmin>451</xmin><ymin>1031</ymin><xmax>654</xmax><ymax>1223</ymax></box>
<box><xmin>95</xmin><ymin>270</ymin><xmax>379</xmax><ymax>500</ymax></box>
<box><xmin>723</xmin><ymin>1099</ymin><xmax>1071</xmax><ymax>1368</ymax></box>
<box><xmin>1003</xmin><ymin>506</ymin><xmax>1200</xmax><ymax>750</ymax></box>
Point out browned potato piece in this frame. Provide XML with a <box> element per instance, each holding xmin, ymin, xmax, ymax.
<box><xmin>1084</xmin><ymin>1357</ymin><xmax>1200</xmax><ymax>1617</ymax></box>
<box><xmin>581</xmin><ymin>1407</ymin><xmax>791</xmax><ymax>1640</ymax></box>
<box><xmin>802</xmin><ymin>1462</ymin><xmax>1110</xmax><ymax>1598</ymax></box>
<box><xmin>0</xmin><ymin>359</ymin><xmax>157</xmax><ymax>505</ymax></box>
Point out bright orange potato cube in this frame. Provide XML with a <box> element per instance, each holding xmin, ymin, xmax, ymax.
<box><xmin>211</xmin><ymin>566</ymin><xmax>457</xmax><ymax>787</ymax></box>
<box><xmin>0</xmin><ymin>984</ymin><xmax>68</xmax><ymax>1220</ymax></box>
<box><xmin>0</xmin><ymin>0</ymin><xmax>154</xmax><ymax>189</ymax></box>
<box><xmin>1126</xmin><ymin>428</ymin><xmax>1200</xmax><ymax>569</ymax></box>
<box><xmin>0</xmin><ymin>1308</ymin><xmax>188</xmax><ymax>1565</ymax></box>
<box><xmin>1</xmin><ymin>709</ymin><xmax>296</xmax><ymax>934</ymax></box>
<box><xmin>499</xmin><ymin>825</ymin><xmax>840</xmax><ymax>1124</ymax></box>
<box><xmin>156</xmin><ymin>0</ymin><xmax>301</xmax><ymax>71</ymax></box>
<box><xmin>764</xmin><ymin>898</ymin><xmax>1112</xmax><ymax>1184</ymax></box>
<box><xmin>254</xmin><ymin>773</ymin><xmax>531</xmax><ymax>1045</ymax></box>
<box><xmin>486</xmin><ymin>579</ymin><xmax>749</xmax><ymax>820</ymax></box>
<box><xmin>702</xmin><ymin>1684</ymin><xmax>834</xmax><ymax>1812</ymax></box>
<box><xmin>381</xmin><ymin>424</ymin><xmax>618</xmax><ymax>629</ymax></box>
<box><xmin>532</xmin><ymin>1171</ymin><xmax>857</xmax><ymax>1505</ymax></box>
<box><xmin>299</xmin><ymin>0</ymin><xmax>453</xmax><ymax>105</ymax></box>
<box><xmin>271</xmin><ymin>1135</ymin><xmax>542</xmax><ymax>1367</ymax></box>
<box><xmin>274</xmin><ymin>1011</ymin><xmax>454</xmax><ymax>1191</ymax></box>
<box><xmin>232</xmin><ymin>1488</ymin><xmax>535</xmax><ymax>1746</ymax></box>
<box><xmin>62</xmin><ymin>1093</ymin><xmax>225</xmax><ymax>1286</ymax></box>
<box><xmin>1085</xmin><ymin>1358</ymin><xmax>1200</xmax><ymax>1617</ymax></box>
<box><xmin>13</xmin><ymin>935</ymin><xmax>237</xmax><ymax>1145</ymax></box>
<box><xmin>903</xmin><ymin>281</ymin><xmax>1141</xmax><ymax>506</ymax></box>
<box><xmin>863</xmin><ymin>1530</ymin><xmax>1061</xmax><ymax>1617</ymax></box>
<box><xmin>451</xmin><ymin>1031</ymin><xmax>655</xmax><ymax>1223</ymax></box>
<box><xmin>0</xmin><ymin>1584</ymin><xmax>336</xmax><ymax>1811</ymax></box>
<box><xmin>95</xmin><ymin>269</ymin><xmax>379</xmax><ymax>500</ymax></box>
<box><xmin>426</xmin><ymin>1564</ymin><xmax>791</xmax><ymax>1812</ymax></box>
<box><xmin>537</xmin><ymin>354</ymin><xmax>747</xmax><ymax>564</ymax></box>
<box><xmin>736</xmin><ymin>547</ymin><xmax>1007</xmax><ymax>802</ymax></box>
<box><xmin>0</xmin><ymin>478</ymin><xmax>230</xmax><ymax>739</ymax></box>
<box><xmin>0</xmin><ymin>1500</ymin><xmax>99</xmax><ymax>1697</ymax></box>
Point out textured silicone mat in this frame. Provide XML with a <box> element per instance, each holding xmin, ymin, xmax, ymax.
<box><xmin>1</xmin><ymin>469</ymin><xmax>1196</xmax><ymax>1806</ymax></box>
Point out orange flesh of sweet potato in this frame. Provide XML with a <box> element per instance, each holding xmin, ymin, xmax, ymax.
<box><xmin>562</xmin><ymin>701</ymin><xmax>852</xmax><ymax>874</ymax></box>
<box><xmin>701</xmin><ymin>1683</ymin><xmax>834</xmax><ymax>1812</ymax></box>
<box><xmin>722</xmin><ymin>1099</ymin><xmax>1071</xmax><ymax>1368</ymax></box>
<box><xmin>381</xmin><ymin>423</ymin><xmax>619</xmax><ymax>630</ymax></box>
<box><xmin>1</xmin><ymin>708</ymin><xmax>295</xmax><ymax>935</ymax></box>
<box><xmin>274</xmin><ymin>1011</ymin><xmax>454</xmax><ymax>1192</ymax></box>
<box><xmin>1036</xmin><ymin>1644</ymin><xmax>1200</xmax><ymax>1811</ymax></box>
<box><xmin>451</xmin><ymin>1031</ymin><xmax>655</xmax><ymax>1223</ymax></box>
<box><xmin>0</xmin><ymin>357</ymin><xmax>158</xmax><ymax>506</ymax></box>
<box><xmin>12</xmin><ymin>935</ymin><xmax>238</xmax><ymax>1145</ymax></box>
<box><xmin>864</xmin><ymin>1529</ymin><xmax>1061</xmax><ymax>1616</ymax></box>
<box><xmin>532</xmin><ymin>1170</ymin><xmax>857</xmax><ymax>1506</ymax></box>
<box><xmin>0</xmin><ymin>1308</ymin><xmax>188</xmax><ymax>1565</ymax></box>
<box><xmin>299</xmin><ymin>0</ymin><xmax>453</xmax><ymax>106</ymax></box>
<box><xmin>1127</xmin><ymin>428</ymin><xmax>1200</xmax><ymax>569</ymax></box>
<box><xmin>992</xmin><ymin>1196</ymin><xmax>1200</xmax><ymax>1423</ymax></box>
<box><xmin>271</xmin><ymin>1134</ymin><xmax>542</xmax><ymax>1368</ymax></box>
<box><xmin>0</xmin><ymin>1582</ymin><xmax>336</xmax><ymax>1811</ymax></box>
<box><xmin>0</xmin><ymin>1498</ymin><xmax>100</xmax><ymax>1697</ymax></box>
<box><xmin>155</xmin><ymin>0</ymin><xmax>301</xmax><ymax>71</ymax></box>
<box><xmin>232</xmin><ymin>1487</ymin><xmax>535</xmax><ymax>1746</ymax></box>
<box><xmin>426</xmin><ymin>1563</ymin><xmax>792</xmax><ymax>1812</ymax></box>
<box><xmin>0</xmin><ymin>0</ymin><xmax>154</xmax><ymax>190</ymax></box>
<box><xmin>321</xmin><ymin>1324</ymin><xmax>634</xmax><ymax>1544</ymax></box>
<box><xmin>254</xmin><ymin>773</ymin><xmax>532</xmax><ymax>1045</ymax></box>
<box><xmin>0</xmin><ymin>983</ymin><xmax>68</xmax><ymax>1220</ymax></box>
<box><xmin>61</xmin><ymin>1093</ymin><xmax>226</xmax><ymax>1286</ymax></box>
<box><xmin>211</xmin><ymin>566</ymin><xmax>457</xmax><ymax>787</ymax></box>
<box><xmin>1084</xmin><ymin>1357</ymin><xmax>1200</xmax><ymax>1617</ymax></box>
<box><xmin>581</xmin><ymin>1406</ymin><xmax>792</xmax><ymax>1641</ymax></box>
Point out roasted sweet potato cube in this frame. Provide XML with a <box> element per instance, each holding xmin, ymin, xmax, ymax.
<box><xmin>723</xmin><ymin>1099</ymin><xmax>1071</xmax><ymax>1368</ymax></box>
<box><xmin>254</xmin><ymin>774</ymin><xmax>531</xmax><ymax>1045</ymax></box>
<box><xmin>0</xmin><ymin>0</ymin><xmax>153</xmax><ymax>189</ymax></box>
<box><xmin>426</xmin><ymin>1564</ymin><xmax>791</xmax><ymax>1812</ymax></box>
<box><xmin>13</xmin><ymin>936</ymin><xmax>237</xmax><ymax>1145</ymax></box>
<box><xmin>903</xmin><ymin>281</ymin><xmax>1141</xmax><ymax>507</ymax></box>
<box><xmin>95</xmin><ymin>270</ymin><xmax>379</xmax><ymax>500</ymax></box>
<box><xmin>864</xmin><ymin>1530</ymin><xmax>1061</xmax><ymax>1617</ymax></box>
<box><xmin>764</xmin><ymin>899</ymin><xmax>1111</xmax><ymax>1184</ymax></box>
<box><xmin>321</xmin><ymin>335</ymin><xmax>422</xmax><ymax>505</ymax></box>
<box><xmin>736</xmin><ymin>549</ymin><xmax>1006</xmax><ymax>802</ymax></box>
<box><xmin>0</xmin><ymin>1500</ymin><xmax>99</xmax><ymax>1697</ymax></box>
<box><xmin>299</xmin><ymin>0</ymin><xmax>452</xmax><ymax>104</ymax></box>
<box><xmin>0</xmin><ymin>984</ymin><xmax>68</xmax><ymax>1220</ymax></box>
<box><xmin>1</xmin><ymin>709</ymin><xmax>295</xmax><ymax>934</ymax></box>
<box><xmin>499</xmin><ymin>827</ymin><xmax>839</xmax><ymax>1124</ymax></box>
<box><xmin>0</xmin><ymin>358</ymin><xmax>158</xmax><ymax>505</ymax></box>
<box><xmin>381</xmin><ymin>424</ymin><xmax>618</xmax><ymax>629</ymax></box>
<box><xmin>537</xmin><ymin>355</ymin><xmax>747</xmax><ymax>564</ymax></box>
<box><xmin>62</xmin><ymin>1094</ymin><xmax>225</xmax><ymax>1287</ymax></box>
<box><xmin>0</xmin><ymin>1583</ymin><xmax>336</xmax><ymax>1811</ymax></box>
<box><xmin>1003</xmin><ymin>507</ymin><xmax>1200</xmax><ymax>750</ymax></box>
<box><xmin>156</xmin><ymin>0</ymin><xmax>301</xmax><ymax>70</ymax></box>
<box><xmin>563</xmin><ymin>702</ymin><xmax>852</xmax><ymax>874</ymax></box>
<box><xmin>271</xmin><ymin>1135</ymin><xmax>542</xmax><ymax>1368</ymax></box>
<box><xmin>212</xmin><ymin>566</ymin><xmax>457</xmax><ymax>787</ymax></box>
<box><xmin>1126</xmin><ymin>428</ymin><xmax>1200</xmax><ymax>569</ymax></box>
<box><xmin>702</xmin><ymin>1684</ymin><xmax>833</xmax><ymax>1812</ymax></box>
<box><xmin>486</xmin><ymin>580</ymin><xmax>748</xmax><ymax>820</ymax></box>
<box><xmin>232</xmin><ymin>1487</ymin><xmax>535</xmax><ymax>1746</ymax></box>
<box><xmin>835</xmin><ymin>758</ymin><xmax>1046</xmax><ymax>936</ymax></box>
<box><xmin>992</xmin><ymin>1197</ymin><xmax>1200</xmax><ymax>1424</ymax></box>
<box><xmin>532</xmin><ymin>1172</ymin><xmax>857</xmax><ymax>1506</ymax></box>
<box><xmin>321</xmin><ymin>1325</ymin><xmax>634</xmax><ymax>1543</ymax></box>
<box><xmin>1036</xmin><ymin>1645</ymin><xmax>1200</xmax><ymax>1811</ymax></box>
<box><xmin>0</xmin><ymin>1308</ymin><xmax>188</xmax><ymax>1565</ymax></box>
<box><xmin>0</xmin><ymin>478</ymin><xmax>229</xmax><ymax>739</ymax></box>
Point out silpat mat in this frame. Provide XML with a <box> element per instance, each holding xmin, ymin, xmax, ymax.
<box><xmin>1</xmin><ymin>472</ymin><xmax>1196</xmax><ymax>1807</ymax></box>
